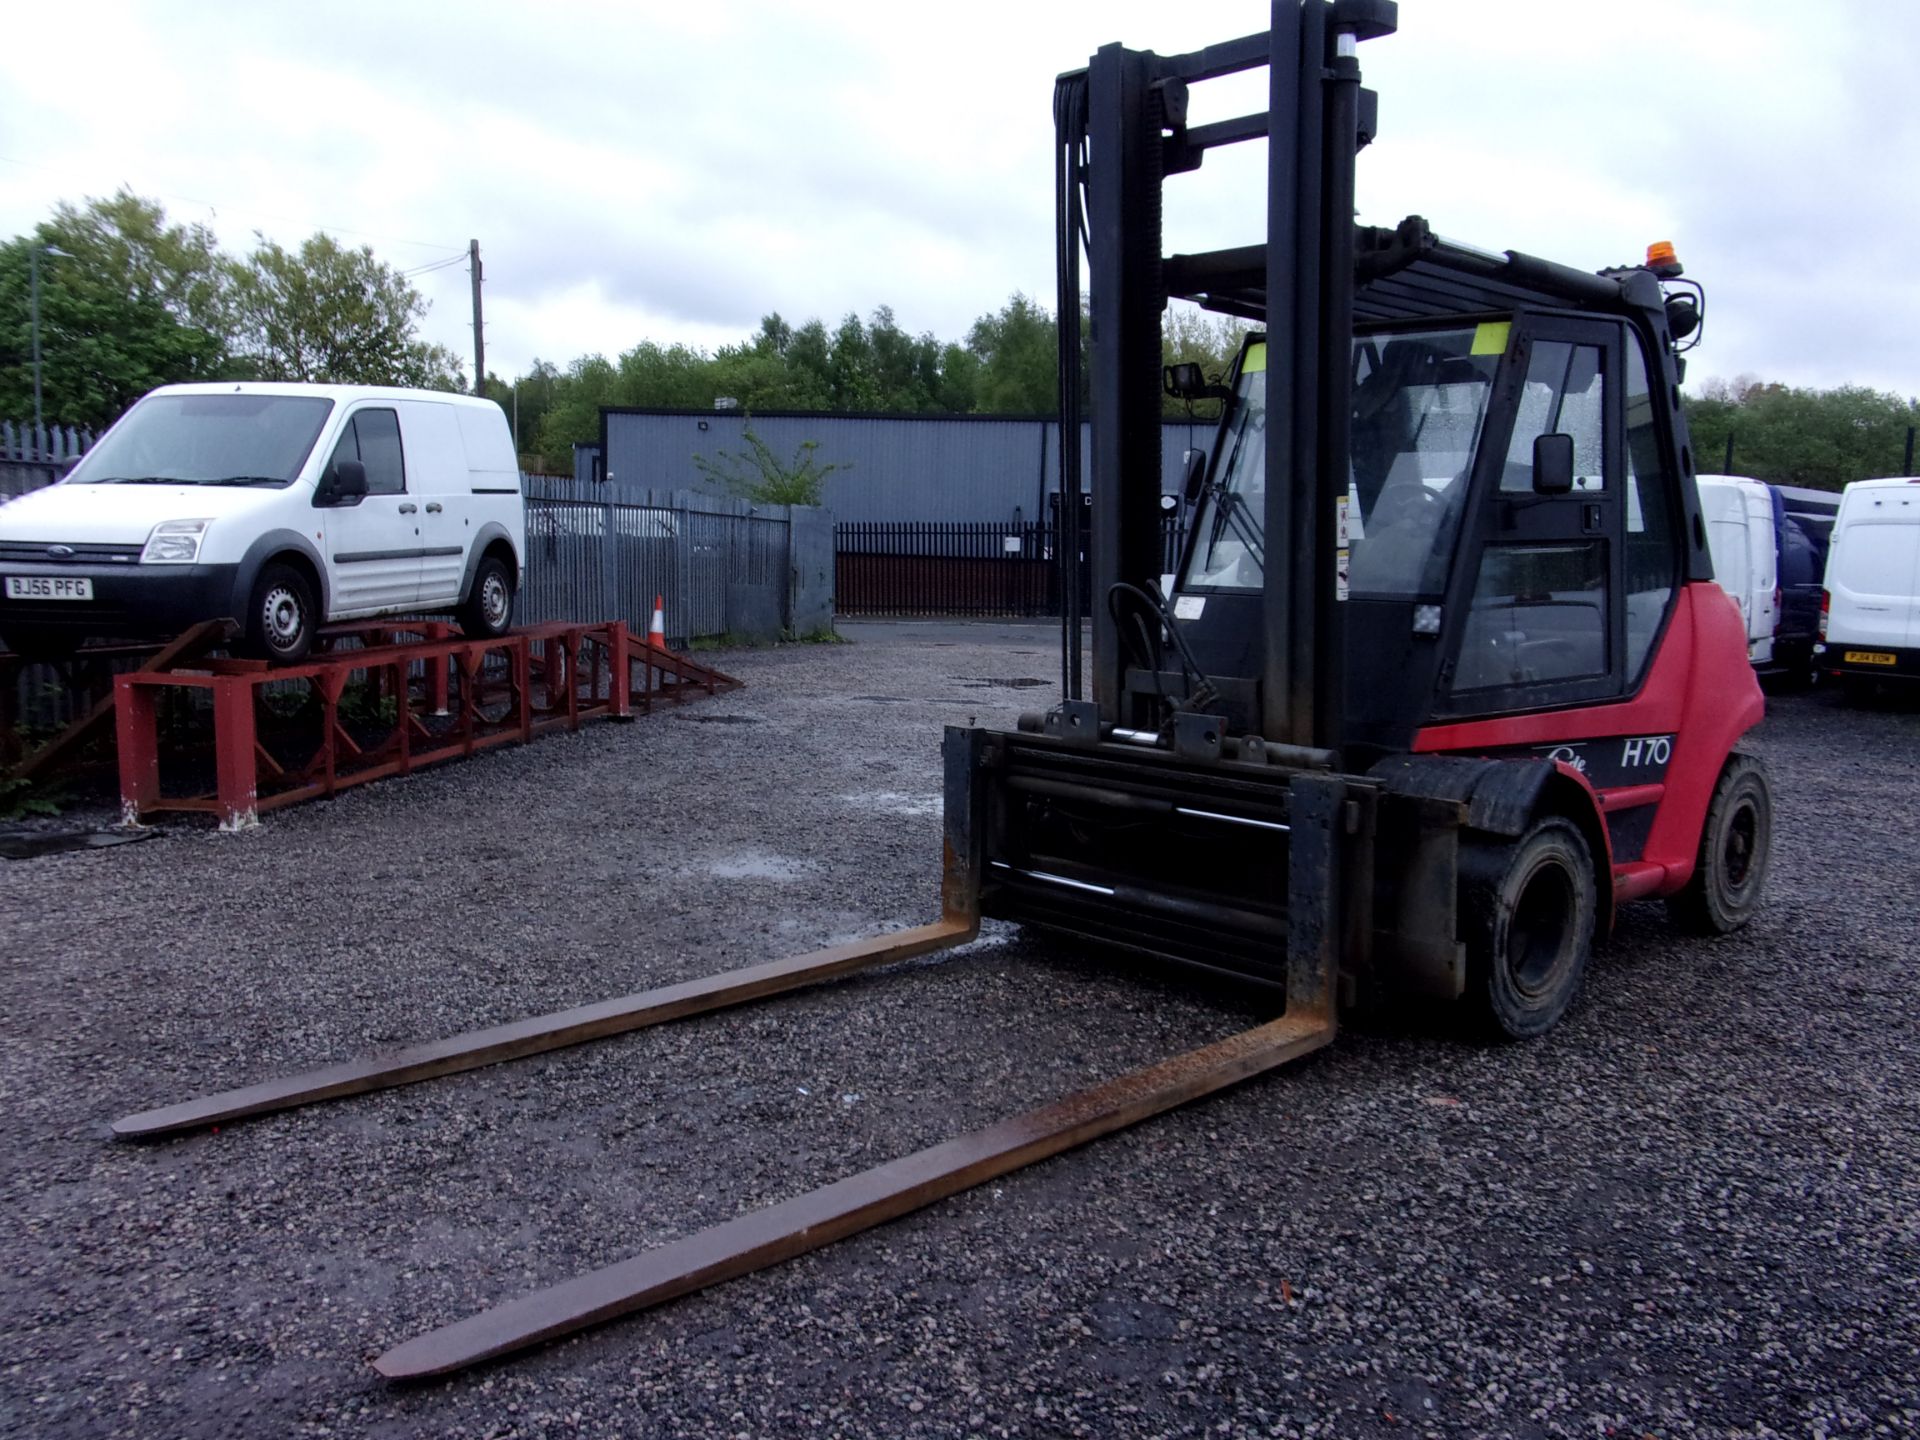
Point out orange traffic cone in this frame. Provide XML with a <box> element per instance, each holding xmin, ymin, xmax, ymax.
<box><xmin>648</xmin><ymin>595</ymin><xmax>667</xmax><ymax>651</ymax></box>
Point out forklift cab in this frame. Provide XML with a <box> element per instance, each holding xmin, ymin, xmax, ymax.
<box><xmin>1164</xmin><ymin>309</ymin><xmax>1690</xmax><ymax>764</ymax></box>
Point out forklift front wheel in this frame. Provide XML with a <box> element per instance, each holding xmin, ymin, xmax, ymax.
<box><xmin>1666</xmin><ymin>752</ymin><xmax>1772</xmax><ymax>936</ymax></box>
<box><xmin>1459</xmin><ymin>816</ymin><xmax>1596</xmax><ymax>1040</ymax></box>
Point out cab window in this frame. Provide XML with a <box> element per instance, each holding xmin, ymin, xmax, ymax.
<box><xmin>1623</xmin><ymin>342</ymin><xmax>1680</xmax><ymax>682</ymax></box>
<box><xmin>1503</xmin><ymin>342</ymin><xmax>1604</xmax><ymax>491</ymax></box>
<box><xmin>327</xmin><ymin>409</ymin><xmax>407</xmax><ymax>496</ymax></box>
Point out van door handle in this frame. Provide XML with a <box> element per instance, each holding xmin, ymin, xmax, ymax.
<box><xmin>398</xmin><ymin>503</ymin><xmax>418</xmax><ymax>514</ymax></box>
<box><xmin>425</xmin><ymin>502</ymin><xmax>443</xmax><ymax>514</ymax></box>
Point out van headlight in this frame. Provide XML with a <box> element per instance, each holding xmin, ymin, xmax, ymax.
<box><xmin>140</xmin><ymin>519</ymin><xmax>212</xmax><ymax>564</ymax></box>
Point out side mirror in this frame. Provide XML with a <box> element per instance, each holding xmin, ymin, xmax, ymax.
<box><xmin>1181</xmin><ymin>448</ymin><xmax>1208</xmax><ymax>504</ymax></box>
<box><xmin>1164</xmin><ymin>362</ymin><xmax>1204</xmax><ymax>399</ymax></box>
<box><xmin>1163</xmin><ymin>363</ymin><xmax>1229</xmax><ymax>403</ymax></box>
<box><xmin>329</xmin><ymin>458</ymin><xmax>369</xmax><ymax>503</ymax></box>
<box><xmin>1532</xmin><ymin>433</ymin><xmax>1574</xmax><ymax>496</ymax></box>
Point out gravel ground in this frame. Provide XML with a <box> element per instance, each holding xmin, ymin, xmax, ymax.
<box><xmin>1</xmin><ymin>619</ymin><xmax>1916</xmax><ymax>1440</ymax></box>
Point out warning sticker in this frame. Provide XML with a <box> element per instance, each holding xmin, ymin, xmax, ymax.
<box><xmin>1471</xmin><ymin>321</ymin><xmax>1511</xmax><ymax>356</ymax></box>
<box><xmin>1336</xmin><ymin>495</ymin><xmax>1352</xmax><ymax>600</ymax></box>
<box><xmin>1173</xmin><ymin>595</ymin><xmax>1206</xmax><ymax>620</ymax></box>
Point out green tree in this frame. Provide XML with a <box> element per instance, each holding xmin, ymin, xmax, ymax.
<box><xmin>535</xmin><ymin>353</ymin><xmax>621</xmax><ymax>458</ymax></box>
<box><xmin>965</xmin><ymin>294</ymin><xmax>1059</xmax><ymax>413</ymax></box>
<box><xmin>0</xmin><ymin>190</ymin><xmax>232</xmax><ymax>427</ymax></box>
<box><xmin>1683</xmin><ymin>377</ymin><xmax>1920</xmax><ymax>489</ymax></box>
<box><xmin>227</xmin><ymin>233</ymin><xmax>464</xmax><ymax>389</ymax></box>
<box><xmin>691</xmin><ymin>419</ymin><xmax>848</xmax><ymax>506</ymax></box>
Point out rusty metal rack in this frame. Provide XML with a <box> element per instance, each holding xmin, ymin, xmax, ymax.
<box><xmin>114</xmin><ymin>620</ymin><xmax>738</xmax><ymax>830</ymax></box>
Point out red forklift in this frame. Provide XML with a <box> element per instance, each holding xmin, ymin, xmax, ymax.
<box><xmin>980</xmin><ymin>0</ymin><xmax>1772</xmax><ymax>1041</ymax></box>
<box><xmin>111</xmin><ymin>0</ymin><xmax>1771</xmax><ymax>1376</ymax></box>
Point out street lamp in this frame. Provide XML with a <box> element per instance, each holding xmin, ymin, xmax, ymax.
<box><xmin>29</xmin><ymin>243</ymin><xmax>73</xmax><ymax>454</ymax></box>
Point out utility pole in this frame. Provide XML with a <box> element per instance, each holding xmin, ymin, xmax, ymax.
<box><xmin>29</xmin><ymin>247</ymin><xmax>44</xmax><ymax>451</ymax></box>
<box><xmin>469</xmin><ymin>239</ymin><xmax>484</xmax><ymax>397</ymax></box>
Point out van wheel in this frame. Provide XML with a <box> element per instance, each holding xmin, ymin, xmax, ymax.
<box><xmin>1459</xmin><ymin>816</ymin><xmax>1596</xmax><ymax>1040</ymax></box>
<box><xmin>1667</xmin><ymin>752</ymin><xmax>1771</xmax><ymax>935</ymax></box>
<box><xmin>242</xmin><ymin>562</ymin><xmax>316</xmax><ymax>663</ymax></box>
<box><xmin>459</xmin><ymin>555</ymin><xmax>515</xmax><ymax>638</ymax></box>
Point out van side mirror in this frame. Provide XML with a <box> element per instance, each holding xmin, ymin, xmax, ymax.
<box><xmin>1181</xmin><ymin>448</ymin><xmax>1208</xmax><ymax>504</ymax></box>
<box><xmin>328</xmin><ymin>458</ymin><xmax>369</xmax><ymax>503</ymax></box>
<box><xmin>1532</xmin><ymin>433</ymin><xmax>1574</xmax><ymax>496</ymax></box>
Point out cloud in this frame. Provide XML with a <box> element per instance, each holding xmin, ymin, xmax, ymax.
<box><xmin>3</xmin><ymin>0</ymin><xmax>1918</xmax><ymax>396</ymax></box>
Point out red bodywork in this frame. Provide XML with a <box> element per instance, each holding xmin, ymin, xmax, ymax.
<box><xmin>1411</xmin><ymin>581</ymin><xmax>1763</xmax><ymax>916</ymax></box>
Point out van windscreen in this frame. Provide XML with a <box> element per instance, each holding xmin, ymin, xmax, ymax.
<box><xmin>65</xmin><ymin>394</ymin><xmax>336</xmax><ymax>488</ymax></box>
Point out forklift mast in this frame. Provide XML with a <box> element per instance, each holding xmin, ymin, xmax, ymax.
<box><xmin>1058</xmin><ymin>0</ymin><xmax>1398</xmax><ymax>754</ymax></box>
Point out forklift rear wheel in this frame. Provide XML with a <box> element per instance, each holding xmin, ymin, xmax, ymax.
<box><xmin>1459</xmin><ymin>816</ymin><xmax>1596</xmax><ymax>1040</ymax></box>
<box><xmin>1666</xmin><ymin>752</ymin><xmax>1771</xmax><ymax>935</ymax></box>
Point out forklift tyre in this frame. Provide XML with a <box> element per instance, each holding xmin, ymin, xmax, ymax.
<box><xmin>1459</xmin><ymin>815</ymin><xmax>1596</xmax><ymax>1040</ymax></box>
<box><xmin>1666</xmin><ymin>752</ymin><xmax>1771</xmax><ymax>936</ymax></box>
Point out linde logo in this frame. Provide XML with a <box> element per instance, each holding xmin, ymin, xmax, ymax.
<box><xmin>1621</xmin><ymin>735</ymin><xmax>1673</xmax><ymax>767</ymax></box>
<box><xmin>1544</xmin><ymin>744</ymin><xmax>1589</xmax><ymax>774</ymax></box>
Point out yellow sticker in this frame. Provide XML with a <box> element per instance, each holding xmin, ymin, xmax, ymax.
<box><xmin>1242</xmin><ymin>341</ymin><xmax>1267</xmax><ymax>373</ymax></box>
<box><xmin>1470</xmin><ymin>321</ymin><xmax>1510</xmax><ymax>356</ymax></box>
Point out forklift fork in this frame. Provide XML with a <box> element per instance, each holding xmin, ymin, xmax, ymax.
<box><xmin>112</xmin><ymin>733</ymin><xmax>1343</xmax><ymax>1377</ymax></box>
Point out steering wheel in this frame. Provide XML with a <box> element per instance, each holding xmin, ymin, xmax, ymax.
<box><xmin>1372</xmin><ymin>481</ymin><xmax>1443</xmax><ymax>531</ymax></box>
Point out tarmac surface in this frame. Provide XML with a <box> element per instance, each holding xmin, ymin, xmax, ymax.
<box><xmin>0</xmin><ymin>618</ymin><xmax>1915</xmax><ymax>1439</ymax></box>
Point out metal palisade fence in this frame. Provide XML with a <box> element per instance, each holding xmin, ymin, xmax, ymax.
<box><xmin>834</xmin><ymin>512</ymin><xmax>1187</xmax><ymax>618</ymax></box>
<box><xmin>1</xmin><ymin>422</ymin><xmax>97</xmax><ymax>500</ymax></box>
<box><xmin>2</xmin><ymin>476</ymin><xmax>817</xmax><ymax>740</ymax></box>
<box><xmin>0</xmin><ymin>452</ymin><xmax>807</xmax><ymax>645</ymax></box>
<box><xmin>520</xmin><ymin>476</ymin><xmax>803</xmax><ymax>644</ymax></box>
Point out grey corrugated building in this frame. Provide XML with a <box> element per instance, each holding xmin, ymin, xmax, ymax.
<box><xmin>594</xmin><ymin>408</ymin><xmax>1217</xmax><ymax>524</ymax></box>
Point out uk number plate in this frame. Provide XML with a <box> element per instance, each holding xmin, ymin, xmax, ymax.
<box><xmin>5</xmin><ymin>575</ymin><xmax>93</xmax><ymax>601</ymax></box>
<box><xmin>1844</xmin><ymin>650</ymin><xmax>1897</xmax><ymax>666</ymax></box>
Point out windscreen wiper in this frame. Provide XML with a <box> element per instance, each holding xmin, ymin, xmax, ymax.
<box><xmin>207</xmin><ymin>475</ymin><xmax>289</xmax><ymax>487</ymax></box>
<box><xmin>1207</xmin><ymin>488</ymin><xmax>1266</xmax><ymax>569</ymax></box>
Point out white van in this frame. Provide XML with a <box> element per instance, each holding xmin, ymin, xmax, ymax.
<box><xmin>0</xmin><ymin>383</ymin><xmax>525</xmax><ymax>661</ymax></box>
<box><xmin>1695</xmin><ymin>474</ymin><xmax>1780</xmax><ymax>667</ymax></box>
<box><xmin>1817</xmin><ymin>476</ymin><xmax>1920</xmax><ymax>685</ymax></box>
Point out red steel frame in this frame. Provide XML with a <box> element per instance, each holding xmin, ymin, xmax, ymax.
<box><xmin>115</xmin><ymin>620</ymin><xmax>738</xmax><ymax>830</ymax></box>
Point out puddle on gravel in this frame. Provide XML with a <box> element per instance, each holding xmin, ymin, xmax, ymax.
<box><xmin>842</xmin><ymin>790</ymin><xmax>942</xmax><ymax>818</ymax></box>
<box><xmin>851</xmin><ymin>695</ymin><xmax>915</xmax><ymax>704</ymax></box>
<box><xmin>706</xmin><ymin>851</ymin><xmax>811</xmax><ymax>881</ymax></box>
<box><xmin>958</xmin><ymin>677</ymin><xmax>1051</xmax><ymax>689</ymax></box>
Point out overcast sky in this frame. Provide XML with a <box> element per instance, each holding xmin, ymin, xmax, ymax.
<box><xmin>4</xmin><ymin>1</ymin><xmax>1916</xmax><ymax>396</ymax></box>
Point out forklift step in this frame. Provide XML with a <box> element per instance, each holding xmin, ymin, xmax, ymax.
<box><xmin>111</xmin><ymin>919</ymin><xmax>973</xmax><ymax>1140</ymax></box>
<box><xmin>373</xmin><ymin>1010</ymin><xmax>1333</xmax><ymax>1379</ymax></box>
